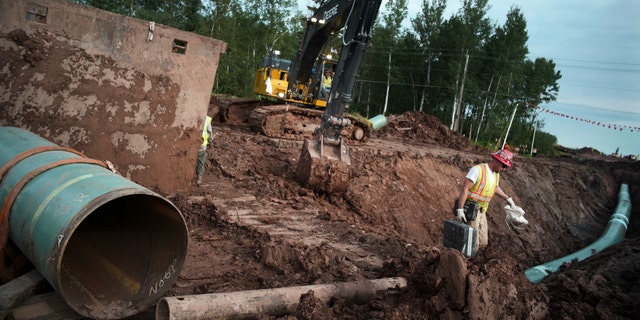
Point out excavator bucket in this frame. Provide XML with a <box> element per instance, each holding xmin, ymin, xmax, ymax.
<box><xmin>295</xmin><ymin>138</ymin><xmax>350</xmax><ymax>193</ymax></box>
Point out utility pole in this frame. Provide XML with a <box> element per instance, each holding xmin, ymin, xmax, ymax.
<box><xmin>475</xmin><ymin>75</ymin><xmax>494</xmax><ymax>142</ymax></box>
<box><xmin>484</xmin><ymin>75</ymin><xmax>502</xmax><ymax>135</ymax></box>
<box><xmin>420</xmin><ymin>58</ymin><xmax>431</xmax><ymax>113</ymax></box>
<box><xmin>453</xmin><ymin>51</ymin><xmax>470</xmax><ymax>133</ymax></box>
<box><xmin>530</xmin><ymin>109</ymin><xmax>538</xmax><ymax>156</ymax></box>
<box><xmin>450</xmin><ymin>81</ymin><xmax>458</xmax><ymax>131</ymax></box>
<box><xmin>502</xmin><ymin>102</ymin><xmax>519</xmax><ymax>150</ymax></box>
<box><xmin>450</xmin><ymin>52</ymin><xmax>463</xmax><ymax>131</ymax></box>
<box><xmin>383</xmin><ymin>50</ymin><xmax>392</xmax><ymax>114</ymax></box>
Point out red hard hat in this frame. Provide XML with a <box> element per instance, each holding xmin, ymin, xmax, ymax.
<box><xmin>492</xmin><ymin>149</ymin><xmax>513</xmax><ymax>167</ymax></box>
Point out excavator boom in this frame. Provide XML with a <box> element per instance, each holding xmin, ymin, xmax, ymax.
<box><xmin>295</xmin><ymin>0</ymin><xmax>383</xmax><ymax>193</ymax></box>
<box><xmin>214</xmin><ymin>0</ymin><xmax>383</xmax><ymax>193</ymax></box>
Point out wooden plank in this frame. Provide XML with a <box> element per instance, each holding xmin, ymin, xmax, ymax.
<box><xmin>0</xmin><ymin>270</ymin><xmax>50</xmax><ymax>312</ymax></box>
<box><xmin>6</xmin><ymin>292</ymin><xmax>82</xmax><ymax>320</ymax></box>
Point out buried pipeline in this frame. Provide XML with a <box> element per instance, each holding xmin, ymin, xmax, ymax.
<box><xmin>0</xmin><ymin>127</ymin><xmax>188</xmax><ymax>319</ymax></box>
<box><xmin>525</xmin><ymin>183</ymin><xmax>632</xmax><ymax>284</ymax></box>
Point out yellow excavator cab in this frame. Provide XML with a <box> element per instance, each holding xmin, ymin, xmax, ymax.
<box><xmin>253</xmin><ymin>57</ymin><xmax>290</xmax><ymax>100</ymax></box>
<box><xmin>253</xmin><ymin>56</ymin><xmax>334</xmax><ymax>109</ymax></box>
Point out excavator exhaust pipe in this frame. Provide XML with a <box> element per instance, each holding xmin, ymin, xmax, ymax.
<box><xmin>295</xmin><ymin>138</ymin><xmax>350</xmax><ymax>193</ymax></box>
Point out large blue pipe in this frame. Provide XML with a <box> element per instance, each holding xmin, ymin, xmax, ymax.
<box><xmin>0</xmin><ymin>127</ymin><xmax>189</xmax><ymax>319</ymax></box>
<box><xmin>525</xmin><ymin>184</ymin><xmax>631</xmax><ymax>283</ymax></box>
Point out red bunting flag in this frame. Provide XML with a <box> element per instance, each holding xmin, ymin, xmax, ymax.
<box><xmin>526</xmin><ymin>103</ymin><xmax>639</xmax><ymax>133</ymax></box>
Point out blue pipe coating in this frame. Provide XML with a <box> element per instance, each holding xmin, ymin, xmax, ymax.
<box><xmin>0</xmin><ymin>127</ymin><xmax>189</xmax><ymax>319</ymax></box>
<box><xmin>525</xmin><ymin>184</ymin><xmax>631</xmax><ymax>283</ymax></box>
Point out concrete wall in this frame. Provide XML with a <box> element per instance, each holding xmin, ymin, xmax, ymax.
<box><xmin>0</xmin><ymin>0</ymin><xmax>227</xmax><ymax>194</ymax></box>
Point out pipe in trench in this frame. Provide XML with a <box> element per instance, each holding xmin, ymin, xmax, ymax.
<box><xmin>156</xmin><ymin>277</ymin><xmax>407</xmax><ymax>320</ymax></box>
<box><xmin>525</xmin><ymin>183</ymin><xmax>631</xmax><ymax>284</ymax></box>
<box><xmin>0</xmin><ymin>127</ymin><xmax>189</xmax><ymax>319</ymax></box>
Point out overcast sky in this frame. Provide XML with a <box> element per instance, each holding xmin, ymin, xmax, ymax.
<box><xmin>299</xmin><ymin>1</ymin><xmax>640</xmax><ymax>156</ymax></box>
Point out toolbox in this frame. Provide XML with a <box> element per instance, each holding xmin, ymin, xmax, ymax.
<box><xmin>443</xmin><ymin>220</ymin><xmax>477</xmax><ymax>257</ymax></box>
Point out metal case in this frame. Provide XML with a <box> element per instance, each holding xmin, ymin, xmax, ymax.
<box><xmin>443</xmin><ymin>220</ymin><xmax>477</xmax><ymax>257</ymax></box>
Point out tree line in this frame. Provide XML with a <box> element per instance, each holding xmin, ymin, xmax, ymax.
<box><xmin>73</xmin><ymin>0</ymin><xmax>561</xmax><ymax>155</ymax></box>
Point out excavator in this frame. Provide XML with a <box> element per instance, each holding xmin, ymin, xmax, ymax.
<box><xmin>214</xmin><ymin>0</ymin><xmax>384</xmax><ymax>193</ymax></box>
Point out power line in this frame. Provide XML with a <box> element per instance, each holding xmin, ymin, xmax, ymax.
<box><xmin>365</xmin><ymin>47</ymin><xmax>640</xmax><ymax>73</ymax></box>
<box><xmin>553</xmin><ymin>58</ymin><xmax>640</xmax><ymax>67</ymax></box>
<box><xmin>529</xmin><ymin>103</ymin><xmax>640</xmax><ymax>133</ymax></box>
<box><xmin>545</xmin><ymin>102</ymin><xmax>640</xmax><ymax>116</ymax></box>
<box><xmin>558</xmin><ymin>64</ymin><xmax>640</xmax><ymax>74</ymax></box>
<box><xmin>561</xmin><ymin>82</ymin><xmax>640</xmax><ymax>93</ymax></box>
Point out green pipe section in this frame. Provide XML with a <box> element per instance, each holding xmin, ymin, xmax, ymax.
<box><xmin>525</xmin><ymin>184</ymin><xmax>631</xmax><ymax>284</ymax></box>
<box><xmin>368</xmin><ymin>114</ymin><xmax>387</xmax><ymax>130</ymax></box>
<box><xmin>0</xmin><ymin>127</ymin><xmax>189</xmax><ymax>319</ymax></box>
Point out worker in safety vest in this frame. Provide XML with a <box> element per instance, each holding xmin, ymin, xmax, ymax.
<box><xmin>455</xmin><ymin>149</ymin><xmax>522</xmax><ymax>251</ymax></box>
<box><xmin>320</xmin><ymin>69</ymin><xmax>332</xmax><ymax>98</ymax></box>
<box><xmin>195</xmin><ymin>115</ymin><xmax>213</xmax><ymax>185</ymax></box>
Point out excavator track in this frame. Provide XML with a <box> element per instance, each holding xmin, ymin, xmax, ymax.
<box><xmin>211</xmin><ymin>96</ymin><xmax>263</xmax><ymax>126</ymax></box>
<box><xmin>248</xmin><ymin>104</ymin><xmax>371</xmax><ymax>144</ymax></box>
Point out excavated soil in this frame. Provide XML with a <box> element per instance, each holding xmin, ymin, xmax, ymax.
<box><xmin>2</xmin><ymin>28</ymin><xmax>640</xmax><ymax>319</ymax></box>
<box><xmin>127</xmin><ymin>110</ymin><xmax>639</xmax><ymax>319</ymax></box>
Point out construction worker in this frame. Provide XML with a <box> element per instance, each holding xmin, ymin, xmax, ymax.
<box><xmin>195</xmin><ymin>115</ymin><xmax>213</xmax><ymax>185</ymax></box>
<box><xmin>320</xmin><ymin>69</ymin><xmax>332</xmax><ymax>98</ymax></box>
<box><xmin>455</xmin><ymin>149</ymin><xmax>522</xmax><ymax>251</ymax></box>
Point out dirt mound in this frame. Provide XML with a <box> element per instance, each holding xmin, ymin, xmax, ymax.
<box><xmin>373</xmin><ymin>111</ymin><xmax>484</xmax><ymax>153</ymax></box>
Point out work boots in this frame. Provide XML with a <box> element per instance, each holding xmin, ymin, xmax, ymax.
<box><xmin>196</xmin><ymin>174</ymin><xmax>203</xmax><ymax>185</ymax></box>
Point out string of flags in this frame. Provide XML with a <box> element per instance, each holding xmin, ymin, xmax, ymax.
<box><xmin>526</xmin><ymin>102</ymin><xmax>640</xmax><ymax>133</ymax></box>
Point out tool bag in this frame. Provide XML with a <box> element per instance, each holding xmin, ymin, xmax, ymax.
<box><xmin>452</xmin><ymin>199</ymin><xmax>479</xmax><ymax>221</ymax></box>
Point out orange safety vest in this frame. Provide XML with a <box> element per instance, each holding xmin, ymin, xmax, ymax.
<box><xmin>466</xmin><ymin>163</ymin><xmax>500</xmax><ymax>212</ymax></box>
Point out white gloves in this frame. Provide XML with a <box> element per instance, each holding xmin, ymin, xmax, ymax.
<box><xmin>506</xmin><ymin>197</ymin><xmax>516</xmax><ymax>209</ymax></box>
<box><xmin>505</xmin><ymin>205</ymin><xmax>528</xmax><ymax>225</ymax></box>
<box><xmin>456</xmin><ymin>208</ymin><xmax>467</xmax><ymax>222</ymax></box>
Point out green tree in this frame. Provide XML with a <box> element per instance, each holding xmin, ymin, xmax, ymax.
<box><xmin>75</xmin><ymin>0</ymin><xmax>135</xmax><ymax>15</ymax></box>
<box><xmin>72</xmin><ymin>0</ymin><xmax>563</xmax><ymax>155</ymax></box>
<box><xmin>355</xmin><ymin>0</ymin><xmax>408</xmax><ymax>116</ymax></box>
<box><xmin>207</xmin><ymin>0</ymin><xmax>302</xmax><ymax>96</ymax></box>
<box><xmin>532</xmin><ymin>130</ymin><xmax>558</xmax><ymax>155</ymax></box>
<box><xmin>75</xmin><ymin>0</ymin><xmax>205</xmax><ymax>31</ymax></box>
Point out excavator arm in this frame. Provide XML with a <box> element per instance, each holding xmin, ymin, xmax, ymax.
<box><xmin>294</xmin><ymin>0</ymin><xmax>383</xmax><ymax>193</ymax></box>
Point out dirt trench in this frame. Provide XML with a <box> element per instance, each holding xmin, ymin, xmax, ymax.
<box><xmin>2</xmin><ymin>109</ymin><xmax>639</xmax><ymax>319</ymax></box>
<box><xmin>117</xmin><ymin>112</ymin><xmax>639</xmax><ymax>320</ymax></box>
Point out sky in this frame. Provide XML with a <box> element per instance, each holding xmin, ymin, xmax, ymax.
<box><xmin>298</xmin><ymin>1</ymin><xmax>640</xmax><ymax>156</ymax></box>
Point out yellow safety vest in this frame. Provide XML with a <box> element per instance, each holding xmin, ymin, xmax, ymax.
<box><xmin>322</xmin><ymin>75</ymin><xmax>332</xmax><ymax>88</ymax></box>
<box><xmin>466</xmin><ymin>163</ymin><xmax>500</xmax><ymax>212</ymax></box>
<box><xmin>201</xmin><ymin>116</ymin><xmax>212</xmax><ymax>147</ymax></box>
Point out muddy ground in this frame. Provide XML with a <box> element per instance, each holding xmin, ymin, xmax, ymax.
<box><xmin>1</xmin><ymin>108</ymin><xmax>639</xmax><ymax>319</ymax></box>
<box><xmin>2</xmin><ymin>28</ymin><xmax>639</xmax><ymax>318</ymax></box>
<box><xmin>127</xmin><ymin>110</ymin><xmax>639</xmax><ymax>319</ymax></box>
<box><xmin>0</xmin><ymin>107</ymin><xmax>638</xmax><ymax>320</ymax></box>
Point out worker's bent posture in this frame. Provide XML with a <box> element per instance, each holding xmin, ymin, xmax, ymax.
<box><xmin>456</xmin><ymin>149</ymin><xmax>521</xmax><ymax>251</ymax></box>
